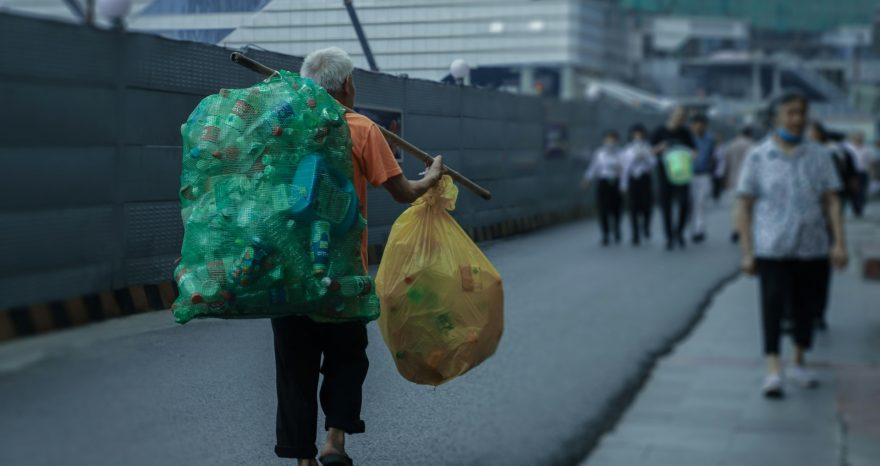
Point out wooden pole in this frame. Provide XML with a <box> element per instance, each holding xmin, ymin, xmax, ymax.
<box><xmin>230</xmin><ymin>52</ymin><xmax>492</xmax><ymax>200</ymax></box>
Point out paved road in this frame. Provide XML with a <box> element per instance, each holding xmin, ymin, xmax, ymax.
<box><xmin>0</xmin><ymin>204</ymin><xmax>739</xmax><ymax>466</ymax></box>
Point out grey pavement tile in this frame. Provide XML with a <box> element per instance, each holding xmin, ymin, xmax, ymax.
<box><xmin>620</xmin><ymin>405</ymin><xmax>743</xmax><ymax>430</ymax></box>
<box><xmin>723</xmin><ymin>448</ymin><xmax>838</xmax><ymax>466</ymax></box>
<box><xmin>629</xmin><ymin>385</ymin><xmax>688</xmax><ymax>407</ymax></box>
<box><xmin>739</xmin><ymin>394</ymin><xmax>831</xmax><ymax>422</ymax></box>
<box><xmin>685</xmin><ymin>383</ymin><xmax>755</xmax><ymax>404</ymax></box>
<box><xmin>677</xmin><ymin>394</ymin><xmax>756</xmax><ymax>414</ymax></box>
<box><xmin>581</xmin><ymin>459</ymin><xmax>642</xmax><ymax>466</ymax></box>
<box><xmin>643</xmin><ymin>445</ymin><xmax>728</xmax><ymax>466</ymax></box>
<box><xmin>729</xmin><ymin>431</ymin><xmax>836</xmax><ymax>457</ymax></box>
<box><xmin>581</xmin><ymin>442</ymin><xmax>647</xmax><ymax>465</ymax></box>
<box><xmin>733</xmin><ymin>417</ymin><xmax>827</xmax><ymax>436</ymax></box>
<box><xmin>610</xmin><ymin>423</ymin><xmax>733</xmax><ymax>452</ymax></box>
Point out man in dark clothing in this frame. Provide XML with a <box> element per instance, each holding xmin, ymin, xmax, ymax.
<box><xmin>651</xmin><ymin>106</ymin><xmax>696</xmax><ymax>250</ymax></box>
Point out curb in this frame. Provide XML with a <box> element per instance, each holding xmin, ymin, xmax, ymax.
<box><xmin>0</xmin><ymin>282</ymin><xmax>179</xmax><ymax>343</ymax></box>
<box><xmin>554</xmin><ymin>269</ymin><xmax>742</xmax><ymax>466</ymax></box>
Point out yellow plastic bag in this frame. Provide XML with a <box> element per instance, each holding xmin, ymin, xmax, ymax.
<box><xmin>376</xmin><ymin>176</ymin><xmax>504</xmax><ymax>386</ymax></box>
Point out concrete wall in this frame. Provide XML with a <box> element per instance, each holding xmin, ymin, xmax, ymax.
<box><xmin>0</xmin><ymin>13</ymin><xmax>663</xmax><ymax>310</ymax></box>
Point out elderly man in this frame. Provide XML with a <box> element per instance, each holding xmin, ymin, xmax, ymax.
<box><xmin>271</xmin><ymin>47</ymin><xmax>443</xmax><ymax>466</ymax></box>
<box><xmin>735</xmin><ymin>92</ymin><xmax>847</xmax><ymax>399</ymax></box>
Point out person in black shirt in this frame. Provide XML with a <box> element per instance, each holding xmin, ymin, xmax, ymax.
<box><xmin>651</xmin><ymin>106</ymin><xmax>697</xmax><ymax>250</ymax></box>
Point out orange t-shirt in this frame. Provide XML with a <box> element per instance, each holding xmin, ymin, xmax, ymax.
<box><xmin>346</xmin><ymin>112</ymin><xmax>403</xmax><ymax>270</ymax></box>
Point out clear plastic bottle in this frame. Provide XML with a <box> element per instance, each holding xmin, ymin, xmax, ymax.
<box><xmin>322</xmin><ymin>276</ymin><xmax>374</xmax><ymax>297</ymax></box>
<box><xmin>175</xmin><ymin>267</ymin><xmax>219</xmax><ymax>304</ymax></box>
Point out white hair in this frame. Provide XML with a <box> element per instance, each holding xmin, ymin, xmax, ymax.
<box><xmin>300</xmin><ymin>47</ymin><xmax>354</xmax><ymax>93</ymax></box>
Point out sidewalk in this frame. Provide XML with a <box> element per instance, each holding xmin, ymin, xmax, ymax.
<box><xmin>582</xmin><ymin>212</ymin><xmax>880</xmax><ymax>466</ymax></box>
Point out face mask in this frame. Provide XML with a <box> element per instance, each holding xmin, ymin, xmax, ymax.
<box><xmin>776</xmin><ymin>128</ymin><xmax>803</xmax><ymax>145</ymax></box>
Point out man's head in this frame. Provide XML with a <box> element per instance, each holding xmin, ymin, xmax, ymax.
<box><xmin>690</xmin><ymin>114</ymin><xmax>708</xmax><ymax>136</ymax></box>
<box><xmin>772</xmin><ymin>92</ymin><xmax>809</xmax><ymax>143</ymax></box>
<box><xmin>850</xmin><ymin>130</ymin><xmax>865</xmax><ymax>147</ymax></box>
<box><xmin>603</xmin><ymin>129</ymin><xmax>620</xmax><ymax>146</ymax></box>
<box><xmin>629</xmin><ymin>124</ymin><xmax>647</xmax><ymax>142</ymax></box>
<box><xmin>300</xmin><ymin>47</ymin><xmax>355</xmax><ymax>107</ymax></box>
<box><xmin>740</xmin><ymin>126</ymin><xmax>754</xmax><ymax>140</ymax></box>
<box><xmin>667</xmin><ymin>106</ymin><xmax>687</xmax><ymax>129</ymax></box>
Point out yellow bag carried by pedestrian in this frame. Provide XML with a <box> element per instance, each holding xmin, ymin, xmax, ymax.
<box><xmin>376</xmin><ymin>176</ymin><xmax>504</xmax><ymax>386</ymax></box>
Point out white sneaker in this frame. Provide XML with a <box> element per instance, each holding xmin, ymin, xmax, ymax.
<box><xmin>762</xmin><ymin>372</ymin><xmax>785</xmax><ymax>398</ymax></box>
<box><xmin>788</xmin><ymin>365</ymin><xmax>820</xmax><ymax>388</ymax></box>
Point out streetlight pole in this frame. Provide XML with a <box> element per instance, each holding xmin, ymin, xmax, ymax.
<box><xmin>343</xmin><ymin>0</ymin><xmax>379</xmax><ymax>72</ymax></box>
<box><xmin>86</xmin><ymin>0</ymin><xmax>95</xmax><ymax>26</ymax></box>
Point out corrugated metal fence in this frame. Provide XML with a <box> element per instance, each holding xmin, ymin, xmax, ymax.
<box><xmin>0</xmin><ymin>13</ymin><xmax>663</xmax><ymax>331</ymax></box>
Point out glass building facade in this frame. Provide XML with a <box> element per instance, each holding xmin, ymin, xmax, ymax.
<box><xmin>621</xmin><ymin>0</ymin><xmax>877</xmax><ymax>32</ymax></box>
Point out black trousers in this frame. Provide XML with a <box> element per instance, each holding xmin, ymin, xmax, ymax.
<box><xmin>658</xmin><ymin>171</ymin><xmax>690</xmax><ymax>243</ymax></box>
<box><xmin>852</xmin><ymin>172</ymin><xmax>869</xmax><ymax>218</ymax></box>
<box><xmin>756</xmin><ymin>259</ymin><xmax>829</xmax><ymax>355</ymax></box>
<box><xmin>597</xmin><ymin>178</ymin><xmax>622</xmax><ymax>241</ymax></box>
<box><xmin>271</xmin><ymin>316</ymin><xmax>369</xmax><ymax>459</ymax></box>
<box><xmin>627</xmin><ymin>174</ymin><xmax>653</xmax><ymax>242</ymax></box>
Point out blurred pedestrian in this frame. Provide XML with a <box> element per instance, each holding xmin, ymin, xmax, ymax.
<box><xmin>827</xmin><ymin>130</ymin><xmax>861</xmax><ymax>213</ymax></box>
<box><xmin>845</xmin><ymin>131</ymin><xmax>874</xmax><ymax>217</ymax></box>
<box><xmin>273</xmin><ymin>47</ymin><xmax>444</xmax><ymax>466</ymax></box>
<box><xmin>808</xmin><ymin>121</ymin><xmax>851</xmax><ymax>331</ymax></box>
<box><xmin>872</xmin><ymin>140</ymin><xmax>880</xmax><ymax>197</ymax></box>
<box><xmin>712</xmin><ymin>140</ymin><xmax>726</xmax><ymax>203</ymax></box>
<box><xmin>810</xmin><ymin>122</ymin><xmax>854</xmax><ymax>217</ymax></box>
<box><xmin>689</xmin><ymin>113</ymin><xmax>716</xmax><ymax>243</ymax></box>
<box><xmin>582</xmin><ymin>130</ymin><xmax>624</xmax><ymax>246</ymax></box>
<box><xmin>651</xmin><ymin>106</ymin><xmax>696</xmax><ymax>250</ymax></box>
<box><xmin>620</xmin><ymin>124</ymin><xmax>656</xmax><ymax>246</ymax></box>
<box><xmin>719</xmin><ymin>127</ymin><xmax>755</xmax><ymax>243</ymax></box>
<box><xmin>735</xmin><ymin>93</ymin><xmax>847</xmax><ymax>399</ymax></box>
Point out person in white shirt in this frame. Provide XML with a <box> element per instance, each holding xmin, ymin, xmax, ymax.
<box><xmin>620</xmin><ymin>124</ymin><xmax>656</xmax><ymax>246</ymax></box>
<box><xmin>582</xmin><ymin>130</ymin><xmax>624</xmax><ymax>245</ymax></box>
<box><xmin>845</xmin><ymin>131</ymin><xmax>874</xmax><ymax>218</ymax></box>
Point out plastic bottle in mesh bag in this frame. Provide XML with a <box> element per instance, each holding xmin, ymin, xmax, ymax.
<box><xmin>173</xmin><ymin>71</ymin><xmax>379</xmax><ymax>324</ymax></box>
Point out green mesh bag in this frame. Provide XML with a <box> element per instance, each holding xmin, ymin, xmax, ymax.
<box><xmin>662</xmin><ymin>146</ymin><xmax>695</xmax><ymax>186</ymax></box>
<box><xmin>173</xmin><ymin>70</ymin><xmax>380</xmax><ymax>324</ymax></box>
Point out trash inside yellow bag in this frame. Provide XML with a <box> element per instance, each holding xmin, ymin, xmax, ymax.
<box><xmin>376</xmin><ymin>176</ymin><xmax>504</xmax><ymax>386</ymax></box>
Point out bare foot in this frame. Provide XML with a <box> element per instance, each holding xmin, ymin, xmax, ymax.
<box><xmin>319</xmin><ymin>428</ymin><xmax>349</xmax><ymax>460</ymax></box>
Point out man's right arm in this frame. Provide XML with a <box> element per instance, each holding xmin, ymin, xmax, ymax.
<box><xmin>382</xmin><ymin>156</ymin><xmax>444</xmax><ymax>204</ymax></box>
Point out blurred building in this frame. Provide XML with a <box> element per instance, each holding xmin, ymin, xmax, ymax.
<box><xmin>3</xmin><ymin>0</ymin><xmax>634</xmax><ymax>99</ymax></box>
<box><xmin>621</xmin><ymin>0</ymin><xmax>878</xmax><ymax>33</ymax></box>
<box><xmin>623</xmin><ymin>1</ymin><xmax>880</xmax><ymax>119</ymax></box>
<box><xmin>4</xmin><ymin>0</ymin><xmax>879</xmax><ymax>119</ymax></box>
<box><xmin>129</xmin><ymin>0</ymin><xmax>632</xmax><ymax>99</ymax></box>
<box><xmin>0</xmin><ymin>0</ymin><xmax>154</xmax><ymax>24</ymax></box>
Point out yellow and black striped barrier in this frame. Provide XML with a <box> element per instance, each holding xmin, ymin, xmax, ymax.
<box><xmin>0</xmin><ymin>207</ymin><xmax>591</xmax><ymax>342</ymax></box>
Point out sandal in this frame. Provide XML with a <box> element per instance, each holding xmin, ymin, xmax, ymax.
<box><xmin>318</xmin><ymin>453</ymin><xmax>354</xmax><ymax>466</ymax></box>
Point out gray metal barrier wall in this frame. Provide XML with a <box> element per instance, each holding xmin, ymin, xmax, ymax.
<box><xmin>0</xmin><ymin>13</ymin><xmax>662</xmax><ymax>309</ymax></box>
